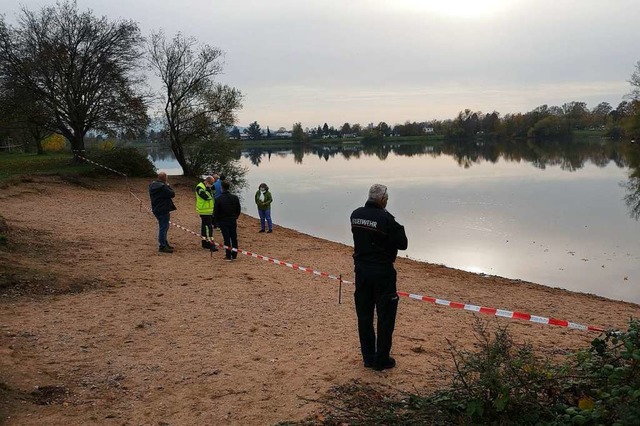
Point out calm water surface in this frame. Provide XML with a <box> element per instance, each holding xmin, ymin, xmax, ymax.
<box><xmin>152</xmin><ymin>142</ymin><xmax>640</xmax><ymax>304</ymax></box>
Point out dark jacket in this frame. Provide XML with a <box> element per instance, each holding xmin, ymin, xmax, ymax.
<box><xmin>214</xmin><ymin>191</ymin><xmax>241</xmax><ymax>222</ymax></box>
<box><xmin>350</xmin><ymin>201</ymin><xmax>408</xmax><ymax>265</ymax></box>
<box><xmin>149</xmin><ymin>180</ymin><xmax>176</xmax><ymax>215</ymax></box>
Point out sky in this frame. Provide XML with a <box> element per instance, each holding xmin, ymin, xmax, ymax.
<box><xmin>3</xmin><ymin>0</ymin><xmax>640</xmax><ymax>130</ymax></box>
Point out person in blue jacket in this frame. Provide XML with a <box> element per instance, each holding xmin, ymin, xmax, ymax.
<box><xmin>149</xmin><ymin>172</ymin><xmax>177</xmax><ymax>253</ymax></box>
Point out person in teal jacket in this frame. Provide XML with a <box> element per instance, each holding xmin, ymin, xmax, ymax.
<box><xmin>254</xmin><ymin>182</ymin><xmax>273</xmax><ymax>233</ymax></box>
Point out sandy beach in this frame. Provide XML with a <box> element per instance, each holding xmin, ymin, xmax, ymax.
<box><xmin>1</xmin><ymin>175</ymin><xmax>639</xmax><ymax>425</ymax></box>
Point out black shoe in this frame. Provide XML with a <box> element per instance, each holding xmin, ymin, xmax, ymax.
<box><xmin>224</xmin><ymin>257</ymin><xmax>233</xmax><ymax>262</ymax></box>
<box><xmin>364</xmin><ymin>362</ymin><xmax>374</xmax><ymax>369</ymax></box>
<box><xmin>159</xmin><ymin>246</ymin><xmax>174</xmax><ymax>253</ymax></box>
<box><xmin>373</xmin><ymin>357</ymin><xmax>396</xmax><ymax>371</ymax></box>
<box><xmin>166</xmin><ymin>243</ymin><xmax>174</xmax><ymax>249</ymax></box>
<box><xmin>258</xmin><ymin>229</ymin><xmax>265</xmax><ymax>233</ymax></box>
<box><xmin>267</xmin><ymin>229</ymin><xmax>273</xmax><ymax>233</ymax></box>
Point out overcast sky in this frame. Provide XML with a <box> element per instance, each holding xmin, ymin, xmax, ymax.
<box><xmin>4</xmin><ymin>0</ymin><xmax>640</xmax><ymax>129</ymax></box>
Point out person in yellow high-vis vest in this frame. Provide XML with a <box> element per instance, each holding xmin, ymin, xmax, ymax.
<box><xmin>195</xmin><ymin>175</ymin><xmax>218</xmax><ymax>251</ymax></box>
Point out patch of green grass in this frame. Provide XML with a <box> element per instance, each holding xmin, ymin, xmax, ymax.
<box><xmin>0</xmin><ymin>152</ymin><xmax>92</xmax><ymax>183</ymax></box>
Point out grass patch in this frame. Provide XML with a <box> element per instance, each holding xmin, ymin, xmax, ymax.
<box><xmin>0</xmin><ymin>152</ymin><xmax>91</xmax><ymax>183</ymax></box>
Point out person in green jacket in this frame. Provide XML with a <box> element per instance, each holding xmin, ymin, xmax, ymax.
<box><xmin>195</xmin><ymin>175</ymin><xmax>218</xmax><ymax>250</ymax></box>
<box><xmin>254</xmin><ymin>182</ymin><xmax>273</xmax><ymax>233</ymax></box>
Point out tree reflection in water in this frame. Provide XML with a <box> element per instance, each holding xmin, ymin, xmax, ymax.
<box><xmin>622</xmin><ymin>142</ymin><xmax>640</xmax><ymax>220</ymax></box>
<box><xmin>233</xmin><ymin>138</ymin><xmax>639</xmax><ymax>221</ymax></box>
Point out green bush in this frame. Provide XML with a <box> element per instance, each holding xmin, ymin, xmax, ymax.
<box><xmin>289</xmin><ymin>318</ymin><xmax>640</xmax><ymax>425</ymax></box>
<box><xmin>426</xmin><ymin>319</ymin><xmax>640</xmax><ymax>425</ymax></box>
<box><xmin>88</xmin><ymin>147</ymin><xmax>156</xmax><ymax>177</ymax></box>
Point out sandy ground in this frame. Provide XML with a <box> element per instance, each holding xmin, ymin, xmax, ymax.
<box><xmin>1</xmin><ymin>175</ymin><xmax>639</xmax><ymax>425</ymax></box>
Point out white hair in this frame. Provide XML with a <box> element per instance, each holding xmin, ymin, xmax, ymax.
<box><xmin>368</xmin><ymin>184</ymin><xmax>388</xmax><ymax>202</ymax></box>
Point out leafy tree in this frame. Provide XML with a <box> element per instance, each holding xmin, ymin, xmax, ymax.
<box><xmin>229</xmin><ymin>126</ymin><xmax>241</xmax><ymax>140</ymax></box>
<box><xmin>0</xmin><ymin>1</ymin><xmax>149</xmax><ymax>153</ymax></box>
<box><xmin>629</xmin><ymin>60</ymin><xmax>640</xmax><ymax>100</ymax></box>
<box><xmin>148</xmin><ymin>30</ymin><xmax>242</xmax><ymax>176</ymax></box>
<box><xmin>562</xmin><ymin>101</ymin><xmax>589</xmax><ymax>129</ymax></box>
<box><xmin>292</xmin><ymin>122</ymin><xmax>305</xmax><ymax>143</ymax></box>
<box><xmin>377</xmin><ymin>122</ymin><xmax>390</xmax><ymax>136</ymax></box>
<box><xmin>527</xmin><ymin>115</ymin><xmax>571</xmax><ymax>139</ymax></box>
<box><xmin>592</xmin><ymin>102</ymin><xmax>613</xmax><ymax>126</ymax></box>
<box><xmin>322</xmin><ymin>122</ymin><xmax>329</xmax><ymax>135</ymax></box>
<box><xmin>351</xmin><ymin>123</ymin><xmax>362</xmax><ymax>136</ymax></box>
<box><xmin>361</xmin><ymin>127</ymin><xmax>383</xmax><ymax>144</ymax></box>
<box><xmin>0</xmin><ymin>82</ymin><xmax>50</xmax><ymax>154</ymax></box>
<box><xmin>340</xmin><ymin>122</ymin><xmax>351</xmax><ymax>135</ymax></box>
<box><xmin>266</xmin><ymin>126</ymin><xmax>271</xmax><ymax>139</ymax></box>
<box><xmin>246</xmin><ymin>121</ymin><xmax>262</xmax><ymax>140</ymax></box>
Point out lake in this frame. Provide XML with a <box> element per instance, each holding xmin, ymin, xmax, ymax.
<box><xmin>150</xmin><ymin>140</ymin><xmax>640</xmax><ymax>304</ymax></box>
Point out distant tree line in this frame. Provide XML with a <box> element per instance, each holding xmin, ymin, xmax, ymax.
<box><xmin>240</xmin><ymin>96</ymin><xmax>640</xmax><ymax>145</ymax></box>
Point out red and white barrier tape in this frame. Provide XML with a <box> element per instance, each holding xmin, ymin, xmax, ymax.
<box><xmin>397</xmin><ymin>291</ymin><xmax>605</xmax><ymax>332</ymax></box>
<box><xmin>79</xmin><ymin>154</ymin><xmax>608</xmax><ymax>333</ymax></box>
<box><xmin>73</xmin><ymin>152</ymin><xmax>127</xmax><ymax>177</ymax></box>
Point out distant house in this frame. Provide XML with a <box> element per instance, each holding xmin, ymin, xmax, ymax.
<box><xmin>273</xmin><ymin>131</ymin><xmax>292</xmax><ymax>138</ymax></box>
<box><xmin>423</xmin><ymin>127</ymin><xmax>435</xmax><ymax>134</ymax></box>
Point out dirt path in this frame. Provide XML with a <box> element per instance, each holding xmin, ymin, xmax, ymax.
<box><xmin>1</xmin><ymin>176</ymin><xmax>639</xmax><ymax>425</ymax></box>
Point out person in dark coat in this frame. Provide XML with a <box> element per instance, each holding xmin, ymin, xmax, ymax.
<box><xmin>350</xmin><ymin>184</ymin><xmax>408</xmax><ymax>371</ymax></box>
<box><xmin>149</xmin><ymin>172</ymin><xmax>177</xmax><ymax>253</ymax></box>
<box><xmin>213</xmin><ymin>179</ymin><xmax>241</xmax><ymax>261</ymax></box>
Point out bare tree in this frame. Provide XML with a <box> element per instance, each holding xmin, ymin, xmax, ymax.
<box><xmin>0</xmin><ymin>1</ymin><xmax>148</xmax><ymax>153</ymax></box>
<box><xmin>147</xmin><ymin>30</ymin><xmax>242</xmax><ymax>176</ymax></box>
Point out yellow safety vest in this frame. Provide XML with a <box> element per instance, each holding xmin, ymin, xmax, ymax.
<box><xmin>195</xmin><ymin>182</ymin><xmax>214</xmax><ymax>215</ymax></box>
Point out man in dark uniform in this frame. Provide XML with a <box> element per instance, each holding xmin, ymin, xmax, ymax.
<box><xmin>350</xmin><ymin>184</ymin><xmax>408</xmax><ymax>371</ymax></box>
<box><xmin>213</xmin><ymin>179</ymin><xmax>241</xmax><ymax>261</ymax></box>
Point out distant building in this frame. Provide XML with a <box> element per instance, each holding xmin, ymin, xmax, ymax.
<box><xmin>273</xmin><ymin>131</ymin><xmax>292</xmax><ymax>138</ymax></box>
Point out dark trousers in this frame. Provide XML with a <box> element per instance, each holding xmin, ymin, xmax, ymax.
<box><xmin>354</xmin><ymin>262</ymin><xmax>399</xmax><ymax>366</ymax></box>
<box><xmin>200</xmin><ymin>215</ymin><xmax>213</xmax><ymax>247</ymax></box>
<box><xmin>218</xmin><ymin>219</ymin><xmax>238</xmax><ymax>259</ymax></box>
<box><xmin>154</xmin><ymin>212</ymin><xmax>170</xmax><ymax>248</ymax></box>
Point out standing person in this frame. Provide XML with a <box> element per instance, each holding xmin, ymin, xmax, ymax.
<box><xmin>213</xmin><ymin>173</ymin><xmax>225</xmax><ymax>200</ymax></box>
<box><xmin>350</xmin><ymin>184</ymin><xmax>408</xmax><ymax>371</ymax></box>
<box><xmin>213</xmin><ymin>179</ymin><xmax>241</xmax><ymax>261</ymax></box>
<box><xmin>254</xmin><ymin>182</ymin><xmax>273</xmax><ymax>233</ymax></box>
<box><xmin>149</xmin><ymin>171</ymin><xmax>177</xmax><ymax>253</ymax></box>
<box><xmin>195</xmin><ymin>175</ymin><xmax>218</xmax><ymax>251</ymax></box>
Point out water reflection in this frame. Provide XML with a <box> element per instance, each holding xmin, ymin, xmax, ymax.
<box><xmin>240</xmin><ymin>140</ymin><xmax>640</xmax><ymax>222</ymax></box>
<box><xmin>622</xmin><ymin>142</ymin><xmax>640</xmax><ymax>220</ymax></box>
<box><xmin>241</xmin><ymin>139</ymin><xmax>630</xmax><ymax>173</ymax></box>
<box><xmin>149</xmin><ymin>139</ymin><xmax>640</xmax><ymax>221</ymax></box>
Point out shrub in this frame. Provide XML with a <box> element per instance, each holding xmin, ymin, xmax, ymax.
<box><xmin>289</xmin><ymin>318</ymin><xmax>640</xmax><ymax>425</ymax></box>
<box><xmin>89</xmin><ymin>147</ymin><xmax>156</xmax><ymax>177</ymax></box>
<box><xmin>97</xmin><ymin>139</ymin><xmax>116</xmax><ymax>151</ymax></box>
<box><xmin>41</xmin><ymin>134</ymin><xmax>67</xmax><ymax>152</ymax></box>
